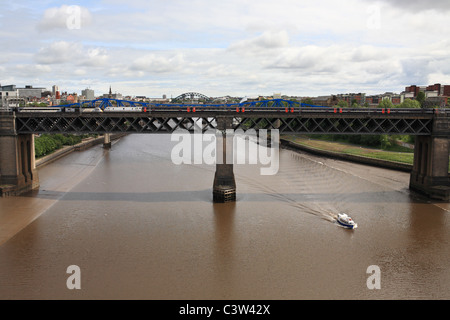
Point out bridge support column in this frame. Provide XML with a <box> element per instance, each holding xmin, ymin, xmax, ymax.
<box><xmin>213</xmin><ymin>118</ymin><xmax>236</xmax><ymax>203</ymax></box>
<box><xmin>410</xmin><ymin>115</ymin><xmax>450</xmax><ymax>201</ymax></box>
<box><xmin>0</xmin><ymin>113</ymin><xmax>39</xmax><ymax>196</ymax></box>
<box><xmin>103</xmin><ymin>133</ymin><xmax>111</xmax><ymax>149</ymax></box>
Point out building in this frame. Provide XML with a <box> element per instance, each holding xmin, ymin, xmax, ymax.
<box><xmin>102</xmin><ymin>86</ymin><xmax>123</xmax><ymax>100</ymax></box>
<box><xmin>444</xmin><ymin>86</ymin><xmax>450</xmax><ymax>96</ymax></box>
<box><xmin>403</xmin><ymin>83</ymin><xmax>450</xmax><ymax>106</ymax></box>
<box><xmin>400</xmin><ymin>91</ymin><xmax>415</xmax><ymax>103</ymax></box>
<box><xmin>334</xmin><ymin>93</ymin><xmax>366</xmax><ymax>106</ymax></box>
<box><xmin>366</xmin><ymin>95</ymin><xmax>380</xmax><ymax>106</ymax></box>
<box><xmin>310</xmin><ymin>95</ymin><xmax>339</xmax><ymax>107</ymax></box>
<box><xmin>404</xmin><ymin>85</ymin><xmax>421</xmax><ymax>97</ymax></box>
<box><xmin>52</xmin><ymin>85</ymin><xmax>59</xmax><ymax>97</ymax></box>
<box><xmin>273</xmin><ymin>93</ymin><xmax>281</xmax><ymax>99</ymax></box>
<box><xmin>81</xmin><ymin>88</ymin><xmax>95</xmax><ymax>100</ymax></box>
<box><xmin>17</xmin><ymin>85</ymin><xmax>47</xmax><ymax>99</ymax></box>
<box><xmin>66</xmin><ymin>94</ymin><xmax>74</xmax><ymax>103</ymax></box>
<box><xmin>391</xmin><ymin>95</ymin><xmax>401</xmax><ymax>105</ymax></box>
<box><xmin>426</xmin><ymin>83</ymin><xmax>441</xmax><ymax>94</ymax></box>
<box><xmin>0</xmin><ymin>85</ymin><xmax>22</xmax><ymax>109</ymax></box>
<box><xmin>381</xmin><ymin>92</ymin><xmax>401</xmax><ymax>105</ymax></box>
<box><xmin>405</xmin><ymin>83</ymin><xmax>447</xmax><ymax>98</ymax></box>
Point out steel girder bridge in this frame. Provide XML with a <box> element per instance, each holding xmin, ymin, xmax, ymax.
<box><xmin>3</xmin><ymin>98</ymin><xmax>450</xmax><ymax>202</ymax></box>
<box><xmin>12</xmin><ymin>98</ymin><xmax>446</xmax><ymax>135</ymax></box>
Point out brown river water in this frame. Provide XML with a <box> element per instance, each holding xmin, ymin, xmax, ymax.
<box><xmin>0</xmin><ymin>134</ymin><xmax>449</xmax><ymax>299</ymax></box>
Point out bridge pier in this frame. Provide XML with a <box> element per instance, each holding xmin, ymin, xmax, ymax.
<box><xmin>0</xmin><ymin>113</ymin><xmax>39</xmax><ymax>196</ymax></box>
<box><xmin>103</xmin><ymin>133</ymin><xmax>111</xmax><ymax>149</ymax></box>
<box><xmin>410</xmin><ymin>115</ymin><xmax>450</xmax><ymax>201</ymax></box>
<box><xmin>213</xmin><ymin>118</ymin><xmax>236</xmax><ymax>203</ymax></box>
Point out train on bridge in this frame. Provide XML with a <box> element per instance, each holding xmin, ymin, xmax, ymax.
<box><xmin>11</xmin><ymin>98</ymin><xmax>445</xmax><ymax>115</ymax></box>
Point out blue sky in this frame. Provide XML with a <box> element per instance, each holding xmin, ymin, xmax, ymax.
<box><xmin>1</xmin><ymin>0</ymin><xmax>450</xmax><ymax>98</ymax></box>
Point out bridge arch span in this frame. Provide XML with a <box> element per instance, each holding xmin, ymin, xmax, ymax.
<box><xmin>172</xmin><ymin>92</ymin><xmax>210</xmax><ymax>102</ymax></box>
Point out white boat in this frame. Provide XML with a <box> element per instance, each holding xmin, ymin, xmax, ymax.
<box><xmin>337</xmin><ymin>213</ymin><xmax>357</xmax><ymax>229</ymax></box>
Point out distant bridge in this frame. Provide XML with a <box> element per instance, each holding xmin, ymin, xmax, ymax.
<box><xmin>171</xmin><ymin>92</ymin><xmax>211</xmax><ymax>102</ymax></box>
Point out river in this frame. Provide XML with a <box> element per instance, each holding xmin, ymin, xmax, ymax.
<box><xmin>0</xmin><ymin>134</ymin><xmax>449</xmax><ymax>300</ymax></box>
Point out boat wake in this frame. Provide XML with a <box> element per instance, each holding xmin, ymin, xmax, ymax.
<box><xmin>234</xmin><ymin>149</ymin><xmax>363</xmax><ymax>228</ymax></box>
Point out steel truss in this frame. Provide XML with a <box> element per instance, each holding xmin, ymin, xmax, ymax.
<box><xmin>15</xmin><ymin>113</ymin><xmax>433</xmax><ymax>135</ymax></box>
<box><xmin>233</xmin><ymin>117</ymin><xmax>433</xmax><ymax>135</ymax></box>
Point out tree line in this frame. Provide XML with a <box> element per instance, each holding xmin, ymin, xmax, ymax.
<box><xmin>35</xmin><ymin>134</ymin><xmax>95</xmax><ymax>158</ymax></box>
<box><xmin>302</xmin><ymin>93</ymin><xmax>447</xmax><ymax>109</ymax></box>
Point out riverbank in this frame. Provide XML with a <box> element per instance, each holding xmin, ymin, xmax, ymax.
<box><xmin>280</xmin><ymin>135</ymin><xmax>414</xmax><ymax>172</ymax></box>
<box><xmin>0</xmin><ymin>134</ymin><xmax>120</xmax><ymax>245</ymax></box>
<box><xmin>0</xmin><ymin>133</ymin><xmax>128</xmax><ymax>244</ymax></box>
<box><xmin>0</xmin><ymin>134</ymin><xmax>126</xmax><ymax>197</ymax></box>
<box><xmin>35</xmin><ymin>133</ymin><xmax>127</xmax><ymax>168</ymax></box>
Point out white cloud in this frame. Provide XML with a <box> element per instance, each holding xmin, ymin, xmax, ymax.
<box><xmin>74</xmin><ymin>69</ymin><xmax>87</xmax><ymax>76</ymax></box>
<box><xmin>0</xmin><ymin>0</ymin><xmax>448</xmax><ymax>97</ymax></box>
<box><xmin>130</xmin><ymin>53</ymin><xmax>185</xmax><ymax>74</ymax></box>
<box><xmin>35</xmin><ymin>41</ymin><xmax>83</xmax><ymax>64</ymax></box>
<box><xmin>366</xmin><ymin>0</ymin><xmax>450</xmax><ymax>12</ymax></box>
<box><xmin>229</xmin><ymin>30</ymin><xmax>290</xmax><ymax>52</ymax></box>
<box><xmin>81</xmin><ymin>48</ymin><xmax>109</xmax><ymax>67</ymax></box>
<box><xmin>351</xmin><ymin>45</ymin><xmax>390</xmax><ymax>62</ymax></box>
<box><xmin>35</xmin><ymin>41</ymin><xmax>109</xmax><ymax>67</ymax></box>
<box><xmin>37</xmin><ymin>5</ymin><xmax>92</xmax><ymax>31</ymax></box>
<box><xmin>267</xmin><ymin>45</ymin><xmax>345</xmax><ymax>72</ymax></box>
<box><xmin>14</xmin><ymin>64</ymin><xmax>52</xmax><ymax>78</ymax></box>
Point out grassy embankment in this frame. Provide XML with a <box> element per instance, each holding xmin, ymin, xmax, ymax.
<box><xmin>282</xmin><ymin>135</ymin><xmax>414</xmax><ymax>164</ymax></box>
<box><xmin>34</xmin><ymin>134</ymin><xmax>98</xmax><ymax>158</ymax></box>
<box><xmin>282</xmin><ymin>135</ymin><xmax>450</xmax><ymax>172</ymax></box>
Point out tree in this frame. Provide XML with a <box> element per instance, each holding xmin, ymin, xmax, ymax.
<box><xmin>422</xmin><ymin>97</ymin><xmax>444</xmax><ymax>109</ymax></box>
<box><xmin>337</xmin><ymin>100</ymin><xmax>348</xmax><ymax>108</ymax></box>
<box><xmin>378</xmin><ymin>99</ymin><xmax>394</xmax><ymax>109</ymax></box>
<box><xmin>302</xmin><ymin>98</ymin><xmax>313</xmax><ymax>105</ymax></box>
<box><xmin>416</xmin><ymin>91</ymin><xmax>425</xmax><ymax>107</ymax></box>
<box><xmin>399</xmin><ymin>98</ymin><xmax>421</xmax><ymax>108</ymax></box>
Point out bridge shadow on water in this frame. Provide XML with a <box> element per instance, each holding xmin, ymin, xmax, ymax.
<box><xmin>27</xmin><ymin>188</ymin><xmax>431</xmax><ymax>204</ymax></box>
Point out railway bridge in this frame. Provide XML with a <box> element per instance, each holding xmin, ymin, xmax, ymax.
<box><xmin>1</xmin><ymin>98</ymin><xmax>449</xmax><ymax>201</ymax></box>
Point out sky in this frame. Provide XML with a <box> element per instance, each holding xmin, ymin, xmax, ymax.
<box><xmin>1</xmin><ymin>0</ymin><xmax>450</xmax><ymax>98</ymax></box>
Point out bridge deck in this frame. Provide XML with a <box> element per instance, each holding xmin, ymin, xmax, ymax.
<box><xmin>13</xmin><ymin>108</ymin><xmax>439</xmax><ymax>135</ymax></box>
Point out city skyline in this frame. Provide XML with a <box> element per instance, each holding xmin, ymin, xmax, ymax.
<box><xmin>1</xmin><ymin>0</ymin><xmax>450</xmax><ymax>97</ymax></box>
